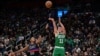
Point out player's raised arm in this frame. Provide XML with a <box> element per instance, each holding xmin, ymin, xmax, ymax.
<box><xmin>49</xmin><ymin>18</ymin><xmax>57</xmax><ymax>34</ymax></box>
<box><xmin>58</xmin><ymin>18</ymin><xmax>66</xmax><ymax>34</ymax></box>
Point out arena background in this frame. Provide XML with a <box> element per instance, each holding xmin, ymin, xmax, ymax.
<box><xmin>0</xmin><ymin>0</ymin><xmax>100</xmax><ymax>56</ymax></box>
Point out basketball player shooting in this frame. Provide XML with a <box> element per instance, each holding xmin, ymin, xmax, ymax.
<box><xmin>49</xmin><ymin>18</ymin><xmax>66</xmax><ymax>56</ymax></box>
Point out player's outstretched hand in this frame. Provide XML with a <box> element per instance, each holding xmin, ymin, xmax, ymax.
<box><xmin>49</xmin><ymin>18</ymin><xmax>54</xmax><ymax>21</ymax></box>
<box><xmin>8</xmin><ymin>52</ymin><xmax>15</xmax><ymax>56</ymax></box>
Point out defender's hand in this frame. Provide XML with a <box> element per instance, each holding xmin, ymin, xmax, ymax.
<box><xmin>8</xmin><ymin>52</ymin><xmax>15</xmax><ymax>56</ymax></box>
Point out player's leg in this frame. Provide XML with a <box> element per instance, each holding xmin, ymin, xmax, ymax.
<box><xmin>60</xmin><ymin>53</ymin><xmax>65</xmax><ymax>56</ymax></box>
<box><xmin>52</xmin><ymin>48</ymin><xmax>58</xmax><ymax>56</ymax></box>
<box><xmin>52</xmin><ymin>52</ymin><xmax>58</xmax><ymax>56</ymax></box>
<box><xmin>59</xmin><ymin>49</ymin><xmax>65</xmax><ymax>56</ymax></box>
<box><xmin>52</xmin><ymin>50</ymin><xmax>55</xmax><ymax>56</ymax></box>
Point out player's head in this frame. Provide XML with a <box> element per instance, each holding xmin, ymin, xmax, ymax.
<box><xmin>30</xmin><ymin>37</ymin><xmax>36</xmax><ymax>42</ymax></box>
<box><xmin>57</xmin><ymin>23</ymin><xmax>63</xmax><ymax>33</ymax></box>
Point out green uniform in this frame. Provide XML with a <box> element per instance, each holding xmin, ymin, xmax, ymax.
<box><xmin>52</xmin><ymin>33</ymin><xmax>66</xmax><ymax>56</ymax></box>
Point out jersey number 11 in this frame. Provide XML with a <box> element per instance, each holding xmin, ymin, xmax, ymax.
<box><xmin>59</xmin><ymin>39</ymin><xmax>63</xmax><ymax>43</ymax></box>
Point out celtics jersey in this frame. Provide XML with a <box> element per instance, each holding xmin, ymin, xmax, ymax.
<box><xmin>55</xmin><ymin>33</ymin><xmax>66</xmax><ymax>47</ymax></box>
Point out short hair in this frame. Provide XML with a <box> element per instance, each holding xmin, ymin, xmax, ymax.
<box><xmin>57</xmin><ymin>23</ymin><xmax>61</xmax><ymax>27</ymax></box>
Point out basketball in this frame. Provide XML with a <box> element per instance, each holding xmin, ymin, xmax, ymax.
<box><xmin>45</xmin><ymin>1</ymin><xmax>52</xmax><ymax>8</ymax></box>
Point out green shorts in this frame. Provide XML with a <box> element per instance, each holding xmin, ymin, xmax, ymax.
<box><xmin>52</xmin><ymin>46</ymin><xmax>65</xmax><ymax>56</ymax></box>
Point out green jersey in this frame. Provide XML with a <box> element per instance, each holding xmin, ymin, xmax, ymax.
<box><xmin>55</xmin><ymin>33</ymin><xmax>66</xmax><ymax>47</ymax></box>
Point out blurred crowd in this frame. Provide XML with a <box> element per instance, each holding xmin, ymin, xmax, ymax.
<box><xmin>0</xmin><ymin>8</ymin><xmax>47</xmax><ymax>56</ymax></box>
<box><xmin>0</xmin><ymin>6</ymin><xmax>100</xmax><ymax>56</ymax></box>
